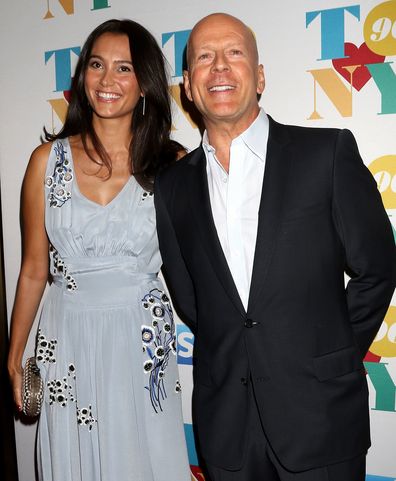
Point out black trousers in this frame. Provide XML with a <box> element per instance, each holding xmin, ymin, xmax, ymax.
<box><xmin>205</xmin><ymin>390</ymin><xmax>366</xmax><ymax>481</ymax></box>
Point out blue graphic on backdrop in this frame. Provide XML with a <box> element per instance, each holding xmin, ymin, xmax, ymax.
<box><xmin>177</xmin><ymin>324</ymin><xmax>194</xmax><ymax>365</ymax></box>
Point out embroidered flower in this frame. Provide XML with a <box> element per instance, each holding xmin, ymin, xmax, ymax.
<box><xmin>77</xmin><ymin>405</ymin><xmax>97</xmax><ymax>431</ymax></box>
<box><xmin>161</xmin><ymin>293</ymin><xmax>170</xmax><ymax>304</ymax></box>
<box><xmin>45</xmin><ymin>141</ymin><xmax>73</xmax><ymax>208</ymax></box>
<box><xmin>163</xmin><ymin>323</ymin><xmax>171</xmax><ymax>333</ymax></box>
<box><xmin>155</xmin><ymin>346</ymin><xmax>165</xmax><ymax>360</ymax></box>
<box><xmin>141</xmin><ymin>288</ymin><xmax>177</xmax><ymax>412</ymax></box>
<box><xmin>142</xmin><ymin>326</ymin><xmax>155</xmax><ymax>345</ymax></box>
<box><xmin>151</xmin><ymin>304</ymin><xmax>165</xmax><ymax>320</ymax></box>
<box><xmin>36</xmin><ymin>329</ymin><xmax>57</xmax><ymax>364</ymax></box>
<box><xmin>46</xmin><ymin>361</ymin><xmax>77</xmax><ymax>406</ymax></box>
<box><xmin>68</xmin><ymin>364</ymin><xmax>76</xmax><ymax>379</ymax></box>
<box><xmin>141</xmin><ymin>191</ymin><xmax>153</xmax><ymax>202</ymax></box>
<box><xmin>49</xmin><ymin>244</ymin><xmax>78</xmax><ymax>291</ymax></box>
<box><xmin>144</xmin><ymin>360</ymin><xmax>154</xmax><ymax>373</ymax></box>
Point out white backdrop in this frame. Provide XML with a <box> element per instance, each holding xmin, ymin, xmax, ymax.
<box><xmin>0</xmin><ymin>1</ymin><xmax>395</xmax><ymax>480</ymax></box>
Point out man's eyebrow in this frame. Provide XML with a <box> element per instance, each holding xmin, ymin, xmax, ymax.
<box><xmin>194</xmin><ymin>41</ymin><xmax>244</xmax><ymax>52</ymax></box>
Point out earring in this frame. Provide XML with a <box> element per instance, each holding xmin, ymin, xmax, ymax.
<box><xmin>142</xmin><ymin>96</ymin><xmax>146</xmax><ymax>116</ymax></box>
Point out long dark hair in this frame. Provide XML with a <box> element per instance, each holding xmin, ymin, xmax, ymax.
<box><xmin>45</xmin><ymin>19</ymin><xmax>181</xmax><ymax>191</ymax></box>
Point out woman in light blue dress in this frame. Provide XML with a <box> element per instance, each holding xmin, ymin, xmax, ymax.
<box><xmin>8</xmin><ymin>19</ymin><xmax>190</xmax><ymax>481</ymax></box>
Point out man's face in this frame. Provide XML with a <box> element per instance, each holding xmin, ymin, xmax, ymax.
<box><xmin>184</xmin><ymin>15</ymin><xmax>264</xmax><ymax>130</ymax></box>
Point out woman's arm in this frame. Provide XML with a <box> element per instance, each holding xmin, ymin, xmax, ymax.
<box><xmin>7</xmin><ymin>143</ymin><xmax>51</xmax><ymax>410</ymax></box>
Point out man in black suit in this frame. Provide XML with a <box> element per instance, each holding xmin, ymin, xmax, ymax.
<box><xmin>154</xmin><ymin>12</ymin><xmax>396</xmax><ymax>481</ymax></box>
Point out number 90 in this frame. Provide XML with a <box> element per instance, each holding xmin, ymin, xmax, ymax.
<box><xmin>364</xmin><ymin>1</ymin><xmax>396</xmax><ymax>55</ymax></box>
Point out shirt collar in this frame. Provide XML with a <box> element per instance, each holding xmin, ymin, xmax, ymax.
<box><xmin>202</xmin><ymin>108</ymin><xmax>269</xmax><ymax>162</ymax></box>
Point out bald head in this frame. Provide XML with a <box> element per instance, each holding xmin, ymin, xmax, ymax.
<box><xmin>186</xmin><ymin>13</ymin><xmax>259</xmax><ymax>69</ymax></box>
<box><xmin>183</xmin><ymin>12</ymin><xmax>265</xmax><ymax>133</ymax></box>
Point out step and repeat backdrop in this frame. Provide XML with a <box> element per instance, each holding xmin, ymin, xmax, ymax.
<box><xmin>0</xmin><ymin>1</ymin><xmax>395</xmax><ymax>480</ymax></box>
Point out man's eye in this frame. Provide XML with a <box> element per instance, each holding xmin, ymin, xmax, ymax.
<box><xmin>229</xmin><ymin>49</ymin><xmax>242</xmax><ymax>55</ymax></box>
<box><xmin>198</xmin><ymin>53</ymin><xmax>210</xmax><ymax>61</ymax></box>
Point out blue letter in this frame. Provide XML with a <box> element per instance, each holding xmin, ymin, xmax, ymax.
<box><xmin>306</xmin><ymin>5</ymin><xmax>360</xmax><ymax>60</ymax></box>
<box><xmin>45</xmin><ymin>47</ymin><xmax>81</xmax><ymax>92</ymax></box>
<box><xmin>162</xmin><ymin>30</ymin><xmax>191</xmax><ymax>77</ymax></box>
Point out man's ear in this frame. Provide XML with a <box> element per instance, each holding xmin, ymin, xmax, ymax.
<box><xmin>257</xmin><ymin>64</ymin><xmax>265</xmax><ymax>95</ymax></box>
<box><xmin>183</xmin><ymin>70</ymin><xmax>193</xmax><ymax>102</ymax></box>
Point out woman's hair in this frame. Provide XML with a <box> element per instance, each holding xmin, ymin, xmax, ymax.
<box><xmin>45</xmin><ymin>19</ymin><xmax>182</xmax><ymax>190</ymax></box>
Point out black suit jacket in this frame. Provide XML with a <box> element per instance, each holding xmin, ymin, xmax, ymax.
<box><xmin>154</xmin><ymin>118</ymin><xmax>396</xmax><ymax>472</ymax></box>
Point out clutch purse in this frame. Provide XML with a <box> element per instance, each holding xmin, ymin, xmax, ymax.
<box><xmin>22</xmin><ymin>357</ymin><xmax>44</xmax><ymax>417</ymax></box>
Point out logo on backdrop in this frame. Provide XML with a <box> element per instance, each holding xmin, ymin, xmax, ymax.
<box><xmin>305</xmin><ymin>1</ymin><xmax>396</xmax><ymax>119</ymax></box>
<box><xmin>176</xmin><ymin>324</ymin><xmax>194</xmax><ymax>365</ymax></box>
<box><xmin>369</xmin><ymin>155</ymin><xmax>396</xmax><ymax>210</ymax></box>
<box><xmin>43</xmin><ymin>0</ymin><xmax>110</xmax><ymax>19</ymax></box>
<box><xmin>371</xmin><ymin>306</ymin><xmax>396</xmax><ymax>358</ymax></box>
<box><xmin>43</xmin><ymin>0</ymin><xmax>111</xmax><ymax>131</ymax></box>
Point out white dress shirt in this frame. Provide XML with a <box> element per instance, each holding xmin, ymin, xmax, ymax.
<box><xmin>203</xmin><ymin>109</ymin><xmax>269</xmax><ymax>310</ymax></box>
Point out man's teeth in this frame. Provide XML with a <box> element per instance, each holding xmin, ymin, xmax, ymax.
<box><xmin>209</xmin><ymin>85</ymin><xmax>235</xmax><ymax>92</ymax></box>
<box><xmin>97</xmin><ymin>92</ymin><xmax>121</xmax><ymax>99</ymax></box>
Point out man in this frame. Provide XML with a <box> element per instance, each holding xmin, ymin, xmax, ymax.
<box><xmin>154</xmin><ymin>13</ymin><xmax>396</xmax><ymax>481</ymax></box>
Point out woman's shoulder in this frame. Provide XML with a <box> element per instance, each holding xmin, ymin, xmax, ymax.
<box><xmin>29</xmin><ymin>142</ymin><xmax>53</xmax><ymax>171</ymax></box>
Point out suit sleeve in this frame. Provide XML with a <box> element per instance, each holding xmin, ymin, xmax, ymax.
<box><xmin>332</xmin><ymin>129</ymin><xmax>396</xmax><ymax>357</ymax></box>
<box><xmin>154</xmin><ymin>173</ymin><xmax>197</xmax><ymax>331</ymax></box>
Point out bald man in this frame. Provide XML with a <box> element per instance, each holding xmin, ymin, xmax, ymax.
<box><xmin>155</xmin><ymin>13</ymin><xmax>396</xmax><ymax>481</ymax></box>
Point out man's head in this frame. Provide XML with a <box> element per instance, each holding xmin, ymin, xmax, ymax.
<box><xmin>184</xmin><ymin>13</ymin><xmax>265</xmax><ymax>132</ymax></box>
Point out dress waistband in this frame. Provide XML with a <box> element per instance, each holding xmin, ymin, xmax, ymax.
<box><xmin>51</xmin><ymin>255</ymin><xmax>158</xmax><ymax>307</ymax></box>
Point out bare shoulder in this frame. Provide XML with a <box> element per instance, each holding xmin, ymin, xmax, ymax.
<box><xmin>28</xmin><ymin>142</ymin><xmax>52</xmax><ymax>170</ymax></box>
<box><xmin>23</xmin><ymin>142</ymin><xmax>52</xmax><ymax>187</ymax></box>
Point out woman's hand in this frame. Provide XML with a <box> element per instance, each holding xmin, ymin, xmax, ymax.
<box><xmin>8</xmin><ymin>362</ymin><xmax>23</xmax><ymax>412</ymax></box>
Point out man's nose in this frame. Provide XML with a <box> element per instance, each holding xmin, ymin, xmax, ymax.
<box><xmin>211</xmin><ymin>52</ymin><xmax>230</xmax><ymax>73</ymax></box>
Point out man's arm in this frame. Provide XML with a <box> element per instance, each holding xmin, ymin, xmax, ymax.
<box><xmin>155</xmin><ymin>173</ymin><xmax>197</xmax><ymax>331</ymax></box>
<box><xmin>332</xmin><ymin>129</ymin><xmax>396</xmax><ymax>357</ymax></box>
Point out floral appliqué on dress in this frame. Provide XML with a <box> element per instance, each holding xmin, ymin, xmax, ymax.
<box><xmin>141</xmin><ymin>288</ymin><xmax>178</xmax><ymax>413</ymax></box>
<box><xmin>45</xmin><ymin>141</ymin><xmax>73</xmax><ymax>208</ymax></box>
<box><xmin>49</xmin><ymin>244</ymin><xmax>77</xmax><ymax>291</ymax></box>
<box><xmin>36</xmin><ymin>328</ymin><xmax>57</xmax><ymax>364</ymax></box>
<box><xmin>47</xmin><ymin>364</ymin><xmax>76</xmax><ymax>407</ymax></box>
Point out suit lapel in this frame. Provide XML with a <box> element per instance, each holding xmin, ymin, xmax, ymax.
<box><xmin>247</xmin><ymin>118</ymin><xmax>292</xmax><ymax>314</ymax></box>
<box><xmin>187</xmin><ymin>148</ymin><xmax>246</xmax><ymax>316</ymax></box>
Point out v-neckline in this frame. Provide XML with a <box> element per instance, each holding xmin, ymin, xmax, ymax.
<box><xmin>65</xmin><ymin>138</ymin><xmax>134</xmax><ymax>209</ymax></box>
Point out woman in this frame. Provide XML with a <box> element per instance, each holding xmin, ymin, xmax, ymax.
<box><xmin>8</xmin><ymin>19</ymin><xmax>190</xmax><ymax>481</ymax></box>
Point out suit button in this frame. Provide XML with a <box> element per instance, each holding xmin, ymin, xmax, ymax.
<box><xmin>244</xmin><ymin>319</ymin><xmax>259</xmax><ymax>328</ymax></box>
<box><xmin>240</xmin><ymin>378</ymin><xmax>248</xmax><ymax>386</ymax></box>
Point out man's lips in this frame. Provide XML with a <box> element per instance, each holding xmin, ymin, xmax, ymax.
<box><xmin>208</xmin><ymin>85</ymin><xmax>236</xmax><ymax>92</ymax></box>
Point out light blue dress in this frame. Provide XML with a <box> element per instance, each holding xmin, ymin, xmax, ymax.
<box><xmin>36</xmin><ymin>139</ymin><xmax>190</xmax><ymax>481</ymax></box>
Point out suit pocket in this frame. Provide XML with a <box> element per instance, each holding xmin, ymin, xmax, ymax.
<box><xmin>313</xmin><ymin>345</ymin><xmax>363</xmax><ymax>382</ymax></box>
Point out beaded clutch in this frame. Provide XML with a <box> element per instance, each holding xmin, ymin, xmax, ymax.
<box><xmin>22</xmin><ymin>357</ymin><xmax>44</xmax><ymax>417</ymax></box>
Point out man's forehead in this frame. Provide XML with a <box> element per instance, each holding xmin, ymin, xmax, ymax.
<box><xmin>189</xmin><ymin>27</ymin><xmax>252</xmax><ymax>52</ymax></box>
<box><xmin>191</xmin><ymin>37</ymin><xmax>246</xmax><ymax>51</ymax></box>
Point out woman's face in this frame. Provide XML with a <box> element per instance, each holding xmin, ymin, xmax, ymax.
<box><xmin>84</xmin><ymin>32</ymin><xmax>142</xmax><ymax>121</ymax></box>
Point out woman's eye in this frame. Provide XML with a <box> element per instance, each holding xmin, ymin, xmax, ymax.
<box><xmin>90</xmin><ymin>60</ymin><xmax>102</xmax><ymax>69</ymax></box>
<box><xmin>118</xmin><ymin>65</ymin><xmax>132</xmax><ymax>72</ymax></box>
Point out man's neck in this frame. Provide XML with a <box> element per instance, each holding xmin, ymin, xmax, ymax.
<box><xmin>204</xmin><ymin>108</ymin><xmax>260</xmax><ymax>172</ymax></box>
